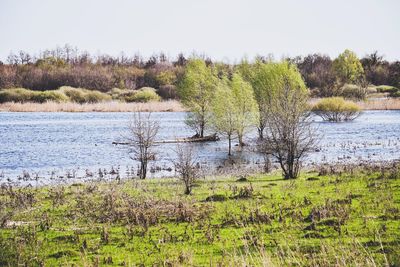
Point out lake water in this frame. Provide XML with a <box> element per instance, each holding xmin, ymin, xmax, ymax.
<box><xmin>0</xmin><ymin>111</ymin><xmax>399</xmax><ymax>186</ymax></box>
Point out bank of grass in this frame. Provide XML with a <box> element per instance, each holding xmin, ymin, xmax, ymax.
<box><xmin>0</xmin><ymin>86</ymin><xmax>164</xmax><ymax>105</ymax></box>
<box><xmin>0</xmin><ymin>164</ymin><xmax>399</xmax><ymax>266</ymax></box>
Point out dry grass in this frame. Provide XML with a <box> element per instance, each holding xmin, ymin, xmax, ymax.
<box><xmin>1</xmin><ymin>98</ymin><xmax>399</xmax><ymax>112</ymax></box>
<box><xmin>310</xmin><ymin>98</ymin><xmax>400</xmax><ymax>110</ymax></box>
<box><xmin>0</xmin><ymin>100</ymin><xmax>186</xmax><ymax>112</ymax></box>
<box><xmin>357</xmin><ymin>98</ymin><xmax>400</xmax><ymax>110</ymax></box>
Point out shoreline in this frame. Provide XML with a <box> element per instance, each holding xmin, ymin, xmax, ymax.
<box><xmin>0</xmin><ymin>98</ymin><xmax>400</xmax><ymax>112</ymax></box>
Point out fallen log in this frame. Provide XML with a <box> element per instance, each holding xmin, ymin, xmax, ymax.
<box><xmin>112</xmin><ymin>134</ymin><xmax>219</xmax><ymax>145</ymax></box>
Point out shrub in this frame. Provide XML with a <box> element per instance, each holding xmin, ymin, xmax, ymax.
<box><xmin>84</xmin><ymin>90</ymin><xmax>111</xmax><ymax>103</ymax></box>
<box><xmin>31</xmin><ymin>91</ymin><xmax>69</xmax><ymax>103</ymax></box>
<box><xmin>109</xmin><ymin>87</ymin><xmax>125</xmax><ymax>100</ymax></box>
<box><xmin>60</xmin><ymin>86</ymin><xmax>87</xmax><ymax>103</ymax></box>
<box><xmin>375</xmin><ymin>85</ymin><xmax>398</xmax><ymax>93</ymax></box>
<box><xmin>157</xmin><ymin>85</ymin><xmax>177</xmax><ymax>99</ymax></box>
<box><xmin>125</xmin><ymin>87</ymin><xmax>161</xmax><ymax>103</ymax></box>
<box><xmin>312</xmin><ymin>97</ymin><xmax>361</xmax><ymax>122</ymax></box>
<box><xmin>108</xmin><ymin>88</ymin><xmax>137</xmax><ymax>101</ymax></box>
<box><xmin>60</xmin><ymin>86</ymin><xmax>111</xmax><ymax>103</ymax></box>
<box><xmin>0</xmin><ymin>88</ymin><xmax>35</xmax><ymax>103</ymax></box>
<box><xmin>391</xmin><ymin>91</ymin><xmax>400</xmax><ymax>98</ymax></box>
<box><xmin>340</xmin><ymin>84</ymin><xmax>366</xmax><ymax>100</ymax></box>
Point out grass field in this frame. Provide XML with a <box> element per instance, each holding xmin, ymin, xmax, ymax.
<box><xmin>0</xmin><ymin>164</ymin><xmax>399</xmax><ymax>266</ymax></box>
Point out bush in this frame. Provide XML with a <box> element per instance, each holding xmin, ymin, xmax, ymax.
<box><xmin>108</xmin><ymin>88</ymin><xmax>137</xmax><ymax>101</ymax></box>
<box><xmin>60</xmin><ymin>86</ymin><xmax>87</xmax><ymax>103</ymax></box>
<box><xmin>84</xmin><ymin>90</ymin><xmax>111</xmax><ymax>103</ymax></box>
<box><xmin>109</xmin><ymin>87</ymin><xmax>125</xmax><ymax>100</ymax></box>
<box><xmin>125</xmin><ymin>87</ymin><xmax>161</xmax><ymax>103</ymax></box>
<box><xmin>340</xmin><ymin>84</ymin><xmax>366</xmax><ymax>100</ymax></box>
<box><xmin>0</xmin><ymin>88</ymin><xmax>36</xmax><ymax>103</ymax></box>
<box><xmin>390</xmin><ymin>91</ymin><xmax>400</xmax><ymax>98</ymax></box>
<box><xmin>60</xmin><ymin>86</ymin><xmax>111</xmax><ymax>103</ymax></box>
<box><xmin>157</xmin><ymin>85</ymin><xmax>177</xmax><ymax>99</ymax></box>
<box><xmin>375</xmin><ymin>85</ymin><xmax>398</xmax><ymax>93</ymax></box>
<box><xmin>312</xmin><ymin>97</ymin><xmax>361</xmax><ymax>122</ymax></box>
<box><xmin>31</xmin><ymin>91</ymin><xmax>69</xmax><ymax>103</ymax></box>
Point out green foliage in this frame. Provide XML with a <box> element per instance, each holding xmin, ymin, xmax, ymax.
<box><xmin>237</xmin><ymin>60</ymin><xmax>307</xmax><ymax>138</ymax></box>
<box><xmin>230</xmin><ymin>73</ymin><xmax>259</xmax><ymax>145</ymax></box>
<box><xmin>155</xmin><ymin>70</ymin><xmax>176</xmax><ymax>86</ymax></box>
<box><xmin>211</xmin><ymin>79</ymin><xmax>237</xmax><ymax>155</ymax></box>
<box><xmin>84</xmin><ymin>90</ymin><xmax>112</xmax><ymax>103</ymax></box>
<box><xmin>59</xmin><ymin>86</ymin><xmax>111</xmax><ymax>103</ymax></box>
<box><xmin>313</xmin><ymin>97</ymin><xmax>361</xmax><ymax>121</ymax></box>
<box><xmin>375</xmin><ymin>85</ymin><xmax>398</xmax><ymax>93</ymax></box>
<box><xmin>240</xmin><ymin>60</ymin><xmax>307</xmax><ymax>105</ymax></box>
<box><xmin>340</xmin><ymin>83</ymin><xmax>367</xmax><ymax>99</ymax></box>
<box><xmin>333</xmin><ymin>49</ymin><xmax>364</xmax><ymax>83</ymax></box>
<box><xmin>177</xmin><ymin>59</ymin><xmax>216</xmax><ymax>137</ymax></box>
<box><xmin>60</xmin><ymin>86</ymin><xmax>89</xmax><ymax>103</ymax></box>
<box><xmin>0</xmin><ymin>88</ymin><xmax>36</xmax><ymax>103</ymax></box>
<box><xmin>368</xmin><ymin>85</ymin><xmax>400</xmax><ymax>97</ymax></box>
<box><xmin>125</xmin><ymin>87</ymin><xmax>161</xmax><ymax>103</ymax></box>
<box><xmin>0</xmin><ymin>88</ymin><xmax>69</xmax><ymax>103</ymax></box>
<box><xmin>211</xmin><ymin>74</ymin><xmax>259</xmax><ymax>154</ymax></box>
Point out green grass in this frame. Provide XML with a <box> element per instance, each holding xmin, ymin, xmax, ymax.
<box><xmin>0</xmin><ymin>166</ymin><xmax>399</xmax><ymax>266</ymax></box>
<box><xmin>0</xmin><ymin>86</ymin><xmax>163</xmax><ymax>104</ymax></box>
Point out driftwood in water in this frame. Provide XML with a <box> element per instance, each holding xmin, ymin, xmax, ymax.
<box><xmin>112</xmin><ymin>133</ymin><xmax>219</xmax><ymax>145</ymax></box>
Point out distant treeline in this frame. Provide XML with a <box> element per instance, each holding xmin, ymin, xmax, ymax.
<box><xmin>0</xmin><ymin>45</ymin><xmax>399</xmax><ymax>97</ymax></box>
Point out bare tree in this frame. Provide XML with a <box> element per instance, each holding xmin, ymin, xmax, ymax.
<box><xmin>173</xmin><ymin>144</ymin><xmax>201</xmax><ymax>195</ymax></box>
<box><xmin>127</xmin><ymin>112</ymin><xmax>159</xmax><ymax>179</ymax></box>
<box><xmin>262</xmin><ymin>78</ymin><xmax>318</xmax><ymax>179</ymax></box>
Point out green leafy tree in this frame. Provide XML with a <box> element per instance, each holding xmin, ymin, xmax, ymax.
<box><xmin>211</xmin><ymin>79</ymin><xmax>237</xmax><ymax>156</ymax></box>
<box><xmin>211</xmin><ymin>74</ymin><xmax>258</xmax><ymax>155</ymax></box>
<box><xmin>261</xmin><ymin>76</ymin><xmax>316</xmax><ymax>179</ymax></box>
<box><xmin>333</xmin><ymin>49</ymin><xmax>364</xmax><ymax>84</ymax></box>
<box><xmin>230</xmin><ymin>73</ymin><xmax>259</xmax><ymax>147</ymax></box>
<box><xmin>177</xmin><ymin>59</ymin><xmax>216</xmax><ymax>137</ymax></box>
<box><xmin>238</xmin><ymin>60</ymin><xmax>306</xmax><ymax>139</ymax></box>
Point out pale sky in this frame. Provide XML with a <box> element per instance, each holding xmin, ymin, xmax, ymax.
<box><xmin>1</xmin><ymin>0</ymin><xmax>399</xmax><ymax>62</ymax></box>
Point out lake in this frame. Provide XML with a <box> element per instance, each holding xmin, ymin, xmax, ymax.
<box><xmin>0</xmin><ymin>111</ymin><xmax>399</xmax><ymax>186</ymax></box>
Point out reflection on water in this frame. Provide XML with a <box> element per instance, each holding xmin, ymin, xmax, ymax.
<box><xmin>0</xmin><ymin>111</ymin><xmax>399</xmax><ymax>185</ymax></box>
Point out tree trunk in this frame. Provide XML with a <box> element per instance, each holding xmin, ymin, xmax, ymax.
<box><xmin>140</xmin><ymin>160</ymin><xmax>147</xmax><ymax>179</ymax></box>
<box><xmin>257</xmin><ymin>125</ymin><xmax>264</xmax><ymax>140</ymax></box>
<box><xmin>238</xmin><ymin>134</ymin><xmax>244</xmax><ymax>147</ymax></box>
<box><xmin>228</xmin><ymin>135</ymin><xmax>232</xmax><ymax>156</ymax></box>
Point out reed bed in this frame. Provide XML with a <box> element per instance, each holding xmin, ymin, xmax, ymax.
<box><xmin>1</xmin><ymin>98</ymin><xmax>399</xmax><ymax>112</ymax></box>
<box><xmin>309</xmin><ymin>98</ymin><xmax>400</xmax><ymax>110</ymax></box>
<box><xmin>357</xmin><ymin>98</ymin><xmax>400</xmax><ymax>110</ymax></box>
<box><xmin>0</xmin><ymin>100</ymin><xmax>186</xmax><ymax>112</ymax></box>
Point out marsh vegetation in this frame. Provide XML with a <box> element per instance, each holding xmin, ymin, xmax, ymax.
<box><xmin>0</xmin><ymin>163</ymin><xmax>399</xmax><ymax>266</ymax></box>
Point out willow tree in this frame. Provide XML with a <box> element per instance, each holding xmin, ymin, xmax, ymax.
<box><xmin>230</xmin><ymin>73</ymin><xmax>259</xmax><ymax>147</ymax></box>
<box><xmin>237</xmin><ymin>60</ymin><xmax>306</xmax><ymax>139</ymax></box>
<box><xmin>211</xmin><ymin>79</ymin><xmax>237</xmax><ymax>156</ymax></box>
<box><xmin>260</xmin><ymin>65</ymin><xmax>317</xmax><ymax>179</ymax></box>
<box><xmin>211</xmin><ymin>74</ymin><xmax>258</xmax><ymax>155</ymax></box>
<box><xmin>177</xmin><ymin>59</ymin><xmax>216</xmax><ymax>137</ymax></box>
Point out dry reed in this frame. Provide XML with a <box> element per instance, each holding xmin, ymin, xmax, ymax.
<box><xmin>356</xmin><ymin>98</ymin><xmax>400</xmax><ymax>110</ymax></box>
<box><xmin>310</xmin><ymin>98</ymin><xmax>400</xmax><ymax>110</ymax></box>
<box><xmin>1</xmin><ymin>98</ymin><xmax>399</xmax><ymax>112</ymax></box>
<box><xmin>0</xmin><ymin>100</ymin><xmax>186</xmax><ymax>112</ymax></box>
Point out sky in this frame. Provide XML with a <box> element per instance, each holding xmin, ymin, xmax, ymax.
<box><xmin>0</xmin><ymin>0</ymin><xmax>399</xmax><ymax>62</ymax></box>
